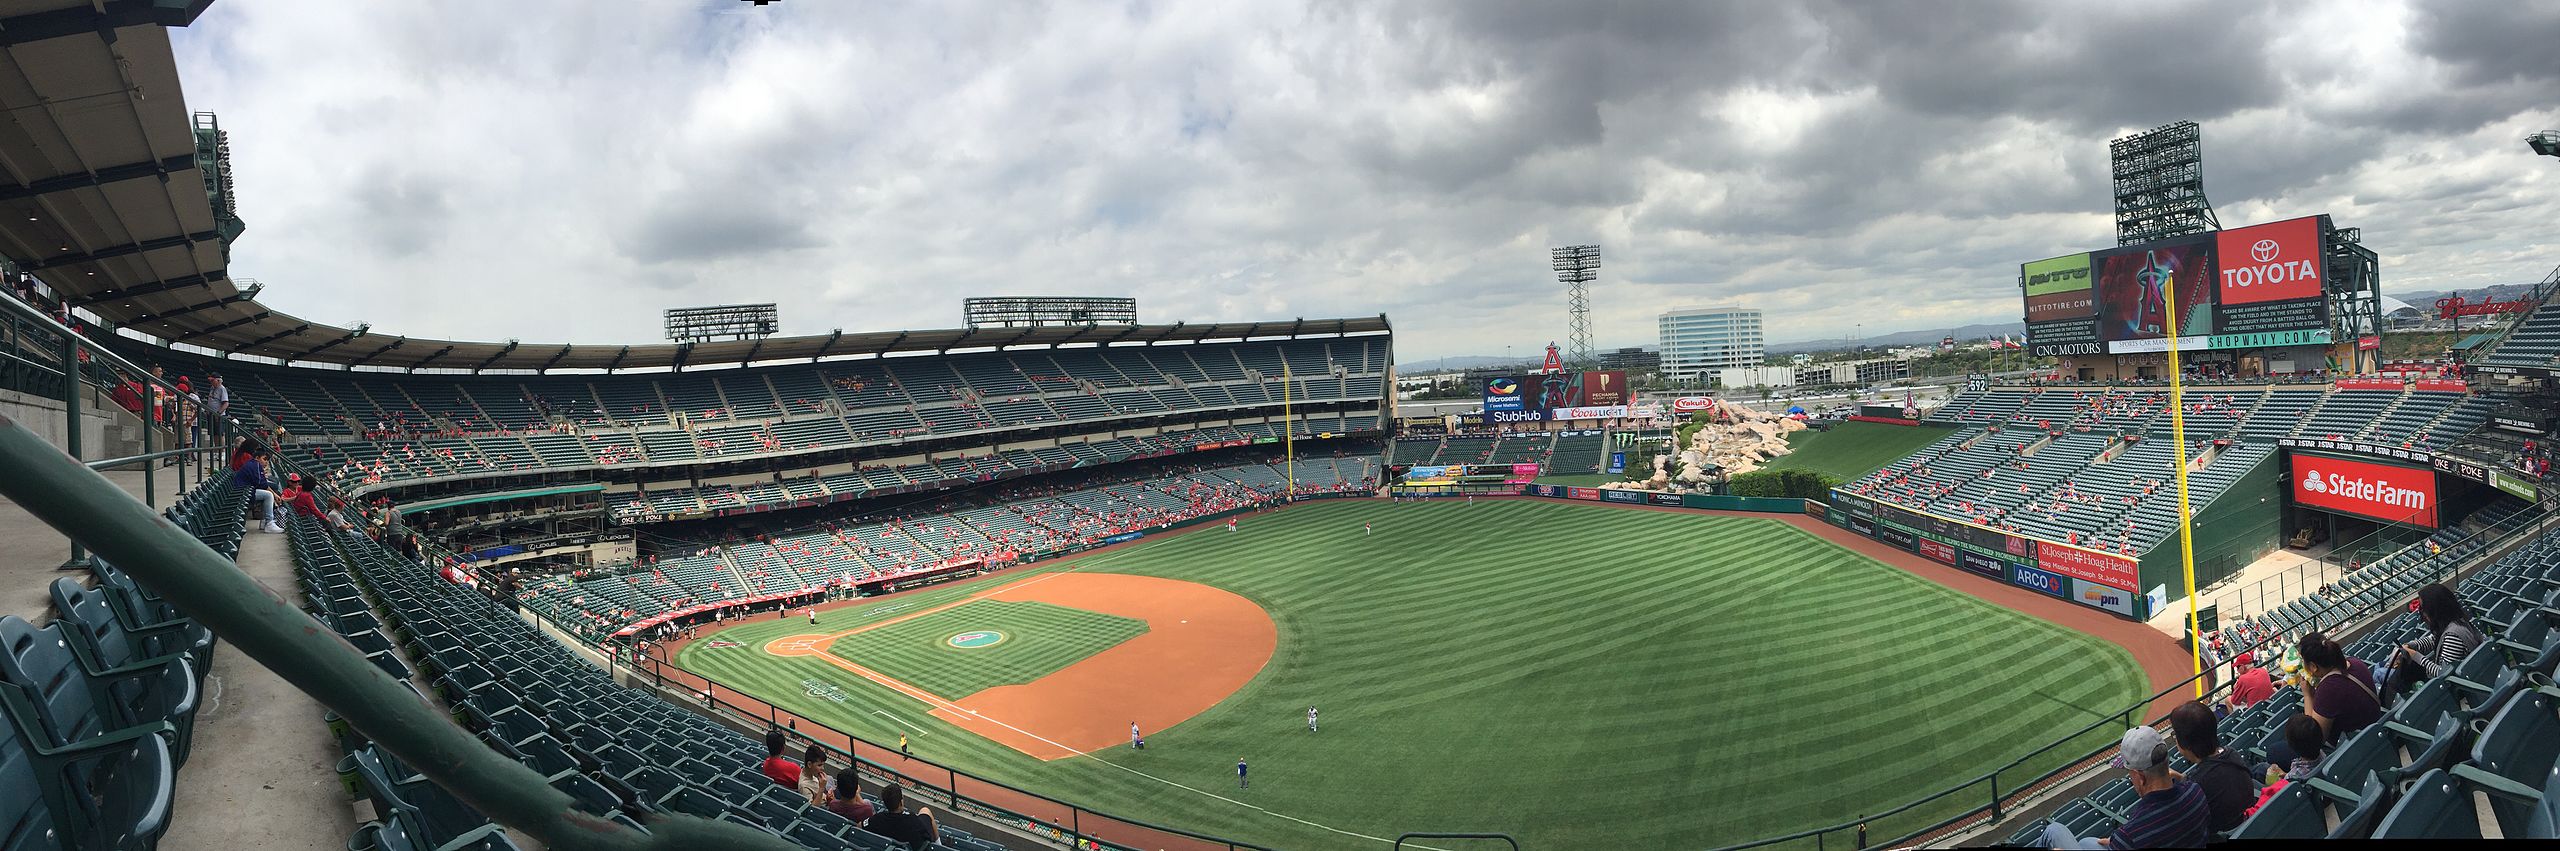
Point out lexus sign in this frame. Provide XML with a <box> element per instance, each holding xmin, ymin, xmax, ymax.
<box><xmin>2290</xmin><ymin>453</ymin><xmax>2439</xmax><ymax>528</ymax></box>
<box><xmin>2216</xmin><ymin>216</ymin><xmax>2324</xmax><ymax>305</ymax></box>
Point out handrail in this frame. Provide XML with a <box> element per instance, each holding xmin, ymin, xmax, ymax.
<box><xmin>0</xmin><ymin>412</ymin><xmax>799</xmax><ymax>851</ymax></box>
<box><xmin>1706</xmin><ymin>499</ymin><xmax>2554</xmax><ymax>850</ymax></box>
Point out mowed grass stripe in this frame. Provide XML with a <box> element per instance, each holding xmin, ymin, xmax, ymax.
<box><xmin>827</xmin><ymin>599</ymin><xmax>1148</xmax><ymax>700</ymax></box>
<box><xmin>680</xmin><ymin>499</ymin><xmax>2147</xmax><ymax>849</ymax></box>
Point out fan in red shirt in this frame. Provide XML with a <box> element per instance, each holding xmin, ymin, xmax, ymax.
<box><xmin>277</xmin><ymin>475</ymin><xmax>346</xmax><ymax>531</ymax></box>
<box><xmin>759</xmin><ymin>730</ymin><xmax>801</xmax><ymax>787</ymax></box>
<box><xmin>2226</xmin><ymin>652</ymin><xmax>2274</xmax><ymax>711</ymax></box>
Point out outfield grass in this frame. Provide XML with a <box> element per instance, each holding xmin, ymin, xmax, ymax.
<box><xmin>679</xmin><ymin>499</ymin><xmax>2145</xmax><ymax>849</ymax></box>
<box><xmin>826</xmin><ymin>599</ymin><xmax>1146</xmax><ymax>699</ymax></box>
<box><xmin>1760</xmin><ymin>420</ymin><xmax>1956</xmax><ymax>480</ymax></box>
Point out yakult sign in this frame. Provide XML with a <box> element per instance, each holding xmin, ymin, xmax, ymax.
<box><xmin>2291</xmin><ymin>453</ymin><xmax>2439</xmax><ymax>528</ymax></box>
<box><xmin>2216</xmin><ymin>217</ymin><xmax>2323</xmax><ymax>305</ymax></box>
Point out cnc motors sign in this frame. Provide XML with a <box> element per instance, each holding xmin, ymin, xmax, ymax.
<box><xmin>2291</xmin><ymin>453</ymin><xmax>2440</xmax><ymax>528</ymax></box>
<box><xmin>2216</xmin><ymin>217</ymin><xmax>2324</xmax><ymax>305</ymax></box>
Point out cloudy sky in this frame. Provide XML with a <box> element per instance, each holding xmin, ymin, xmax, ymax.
<box><xmin>169</xmin><ymin>0</ymin><xmax>2560</xmax><ymax>362</ymax></box>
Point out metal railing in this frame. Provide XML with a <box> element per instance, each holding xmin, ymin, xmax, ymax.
<box><xmin>0</xmin><ymin>291</ymin><xmax>808</xmax><ymax>849</ymax></box>
<box><xmin>1705</xmin><ymin>501</ymin><xmax>2558</xmax><ymax>851</ymax></box>
<box><xmin>616</xmin><ymin>650</ymin><xmax>1279</xmax><ymax>851</ymax></box>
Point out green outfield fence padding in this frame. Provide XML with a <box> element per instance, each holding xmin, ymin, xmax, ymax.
<box><xmin>2134</xmin><ymin>448</ymin><xmax>2284</xmax><ymax>615</ymax></box>
<box><xmin>1681</xmin><ymin>493</ymin><xmax>1809</xmax><ymax>513</ymax></box>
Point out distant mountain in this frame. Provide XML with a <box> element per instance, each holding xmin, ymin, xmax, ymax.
<box><xmin>1770</xmin><ymin>322</ymin><xmax>2027</xmax><ymax>353</ymax></box>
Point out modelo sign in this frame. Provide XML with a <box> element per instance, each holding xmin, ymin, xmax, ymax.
<box><xmin>2292</xmin><ymin>453</ymin><xmax>2439</xmax><ymax>528</ymax></box>
<box><xmin>2216</xmin><ymin>216</ymin><xmax>2323</xmax><ymax>305</ymax></box>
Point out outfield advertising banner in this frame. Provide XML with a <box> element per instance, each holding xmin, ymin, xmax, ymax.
<box><xmin>1482</xmin><ymin>408</ymin><xmax>1546</xmax><ymax>425</ymax></box>
<box><xmin>2036</xmin><ymin>542</ymin><xmax>2141</xmax><ymax>590</ymax></box>
<box><xmin>1566</xmin><ymin>487</ymin><xmax>1602</xmax><ymax>501</ymax></box>
<box><xmin>2414</xmin><ymin>379</ymin><xmax>2471</xmax><ymax>393</ymax></box>
<box><xmin>1956</xmin><ymin>549</ymin><xmax>2010</xmax><ymax>579</ymax></box>
<box><xmin>2011</xmin><ymin>564</ymin><xmax>2069</xmax><ymax>598</ymax></box>
<box><xmin>1848</xmin><ymin>516</ymin><xmax>1875</xmax><ymax>535</ymax></box>
<box><xmin>2332</xmin><ymin>378</ymin><xmax>2404</xmax><ymax>391</ymax></box>
<box><xmin>1648</xmin><ymin>492</ymin><xmax>1685</xmax><ymax>507</ymax></box>
<box><xmin>1601</xmin><ymin>489</ymin><xmax>1647</xmax><ymax>504</ymax></box>
<box><xmin>1876</xmin><ymin>522</ymin><xmax>1918</xmax><ymax>550</ymax></box>
<box><xmin>1607</xmin><ymin>452</ymin><xmax>1626</xmax><ymax>474</ymax></box>
<box><xmin>2072</xmin><ymin>579</ymin><xmax>2139</xmax><ymax>617</ymax></box>
<box><xmin>1915</xmin><ymin>537</ymin><xmax>1957</xmax><ymax>566</ymax></box>
<box><xmin>2291</xmin><ymin>452</ymin><xmax>2440</xmax><ymax>528</ymax></box>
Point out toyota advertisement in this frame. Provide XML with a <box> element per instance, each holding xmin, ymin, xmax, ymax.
<box><xmin>2291</xmin><ymin>452</ymin><xmax>2440</xmax><ymax>528</ymax></box>
<box><xmin>2022</xmin><ymin>215</ymin><xmax>2334</xmax><ymax>356</ymax></box>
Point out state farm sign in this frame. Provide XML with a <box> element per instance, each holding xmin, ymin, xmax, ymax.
<box><xmin>2291</xmin><ymin>453</ymin><xmax>2439</xmax><ymax>528</ymax></box>
<box><xmin>2216</xmin><ymin>217</ymin><xmax>2323</xmax><ymax>305</ymax></box>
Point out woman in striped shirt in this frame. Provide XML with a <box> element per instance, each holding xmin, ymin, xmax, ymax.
<box><xmin>2389</xmin><ymin>583</ymin><xmax>2484</xmax><ymax>698</ymax></box>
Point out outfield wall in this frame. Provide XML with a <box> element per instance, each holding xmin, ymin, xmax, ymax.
<box><xmin>2133</xmin><ymin>449</ymin><xmax>2283</xmax><ymax>604</ymax></box>
<box><xmin>1820</xmin><ymin>489</ymin><xmax>2148</xmax><ymax>619</ymax></box>
<box><xmin>1519</xmin><ymin>483</ymin><xmax>1806</xmax><ymax>513</ymax></box>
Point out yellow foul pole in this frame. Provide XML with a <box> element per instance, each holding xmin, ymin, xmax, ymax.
<box><xmin>2161</xmin><ymin>265</ymin><xmax>2205</xmax><ymax>697</ymax></box>
<box><xmin>1283</xmin><ymin>361</ymin><xmax>1296</xmax><ymax>496</ymax></box>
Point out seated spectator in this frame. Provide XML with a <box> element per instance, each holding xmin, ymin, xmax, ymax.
<box><xmin>232</xmin><ymin>447</ymin><xmax>282</xmax><ymax>534</ymax></box>
<box><xmin>798</xmin><ymin>744</ymin><xmax>831</xmax><ymax>806</ymax></box>
<box><xmin>2226</xmin><ymin>653</ymin><xmax>2273</xmax><ymax>711</ymax></box>
<box><xmin>823</xmin><ymin>767</ymin><xmax>873</xmax><ymax>821</ymax></box>
<box><xmin>864</xmin><ymin>785</ymin><xmax>939</xmax><ymax>849</ymax></box>
<box><xmin>2042</xmin><ymin>726</ymin><xmax>2208</xmax><ymax>849</ymax></box>
<box><xmin>759</xmin><ymin>729</ymin><xmax>801</xmax><ymax>787</ymax></box>
<box><xmin>2266</xmin><ymin>633</ymin><xmax>2380</xmax><ymax>767</ymax></box>
<box><xmin>2388</xmin><ymin>583</ymin><xmax>2483</xmax><ymax>699</ymax></box>
<box><xmin>2167</xmin><ymin>701</ymin><xmax>2258</xmax><ymax>832</ymax></box>
<box><xmin>2250</xmin><ymin>714</ymin><xmax>2329</xmax><ymax>816</ymax></box>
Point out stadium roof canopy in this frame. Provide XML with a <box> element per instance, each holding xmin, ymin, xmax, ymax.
<box><xmin>0</xmin><ymin>2</ymin><xmax>1388</xmax><ymax>373</ymax></box>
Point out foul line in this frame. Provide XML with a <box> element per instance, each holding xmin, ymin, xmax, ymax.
<box><xmin>872</xmin><ymin>710</ymin><xmax>930</xmax><ymax>735</ymax></box>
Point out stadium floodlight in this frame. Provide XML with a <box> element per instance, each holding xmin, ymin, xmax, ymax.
<box><xmin>1551</xmin><ymin>245</ymin><xmax>1600</xmax><ymax>370</ymax></box>
<box><xmin>664</xmin><ymin>303</ymin><xmax>779</xmax><ymax>343</ymax></box>
<box><xmin>2531</xmin><ymin>132</ymin><xmax>2560</xmax><ymax>159</ymax></box>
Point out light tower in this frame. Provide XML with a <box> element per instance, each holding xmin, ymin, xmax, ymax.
<box><xmin>1551</xmin><ymin>244</ymin><xmax>1600</xmax><ymax>369</ymax></box>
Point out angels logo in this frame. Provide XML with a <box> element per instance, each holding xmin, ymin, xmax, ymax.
<box><xmin>703</xmin><ymin>640</ymin><xmax>742</xmax><ymax>649</ymax></box>
<box><xmin>2300</xmin><ymin>471</ymin><xmax>2328</xmax><ymax>493</ymax></box>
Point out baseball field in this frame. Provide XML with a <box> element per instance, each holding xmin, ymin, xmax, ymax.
<box><xmin>675</xmin><ymin>498</ymin><xmax>2149</xmax><ymax>849</ymax></box>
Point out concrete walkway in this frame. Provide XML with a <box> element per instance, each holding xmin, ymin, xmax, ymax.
<box><xmin>160</xmin><ymin>515</ymin><xmax>363</xmax><ymax>850</ymax></box>
<box><xmin>2145</xmin><ymin>541</ymin><xmax>2346</xmax><ymax>637</ymax></box>
<box><xmin>2</xmin><ymin>468</ymin><xmax>360</xmax><ymax>849</ymax></box>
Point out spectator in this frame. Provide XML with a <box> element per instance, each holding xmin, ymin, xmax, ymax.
<box><xmin>278</xmin><ymin>474</ymin><xmax>347</xmax><ymax>532</ymax></box>
<box><xmin>232</xmin><ymin>447</ymin><xmax>282</xmax><ymax>534</ymax></box>
<box><xmin>823</xmin><ymin>767</ymin><xmax>873</xmax><ymax>821</ymax></box>
<box><xmin>863</xmin><ymin>785</ymin><xmax>939</xmax><ymax>850</ymax></box>
<box><xmin>2388</xmin><ymin>583</ymin><xmax>2484</xmax><ymax>698</ymax></box>
<box><xmin>2270</xmin><ymin>633</ymin><xmax>2378</xmax><ymax>766</ymax></box>
<box><xmin>229</xmin><ymin>436</ymin><xmax>261</xmax><ymax>471</ymax></box>
<box><xmin>758</xmin><ymin>729</ymin><xmax>801</xmax><ymax>788</ymax></box>
<box><xmin>2226</xmin><ymin>652</ymin><xmax>2273</xmax><ymax>711</ymax></box>
<box><xmin>208</xmin><ymin>374</ymin><xmax>234</xmax><ymax>422</ymax></box>
<box><xmin>2041</xmin><ymin>726</ymin><xmax>2208</xmax><ymax>849</ymax></box>
<box><xmin>2250</xmin><ymin>714</ymin><xmax>2329</xmax><ymax>816</ymax></box>
<box><xmin>797</xmin><ymin>744</ymin><xmax>830</xmax><ymax>806</ymax></box>
<box><xmin>2167</xmin><ymin>701</ymin><xmax>2258</xmax><ymax>832</ymax></box>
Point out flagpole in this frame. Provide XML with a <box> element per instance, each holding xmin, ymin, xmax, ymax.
<box><xmin>2162</xmin><ymin>268</ymin><xmax>2205</xmax><ymax>698</ymax></box>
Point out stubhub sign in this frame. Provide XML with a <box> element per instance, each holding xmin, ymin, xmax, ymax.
<box><xmin>2291</xmin><ymin>453</ymin><xmax>2439</xmax><ymax>528</ymax></box>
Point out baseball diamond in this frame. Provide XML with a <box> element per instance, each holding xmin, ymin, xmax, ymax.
<box><xmin>676</xmin><ymin>499</ymin><xmax>2155</xmax><ymax>848</ymax></box>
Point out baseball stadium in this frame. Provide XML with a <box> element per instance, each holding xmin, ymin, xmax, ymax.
<box><xmin>3</xmin><ymin>3</ymin><xmax>2560</xmax><ymax>850</ymax></box>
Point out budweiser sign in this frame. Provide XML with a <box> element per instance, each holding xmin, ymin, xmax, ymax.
<box><xmin>2434</xmin><ymin>295</ymin><xmax>2533</xmax><ymax>320</ymax></box>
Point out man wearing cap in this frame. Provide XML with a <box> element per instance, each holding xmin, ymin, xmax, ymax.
<box><xmin>2226</xmin><ymin>653</ymin><xmax>2273</xmax><ymax>712</ymax></box>
<box><xmin>2041</xmin><ymin>726</ymin><xmax>2208</xmax><ymax>849</ymax></box>
<box><xmin>278</xmin><ymin>474</ymin><xmax>346</xmax><ymax>532</ymax></box>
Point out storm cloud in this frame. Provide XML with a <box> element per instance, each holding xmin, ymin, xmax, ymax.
<box><xmin>171</xmin><ymin>0</ymin><xmax>2560</xmax><ymax>360</ymax></box>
